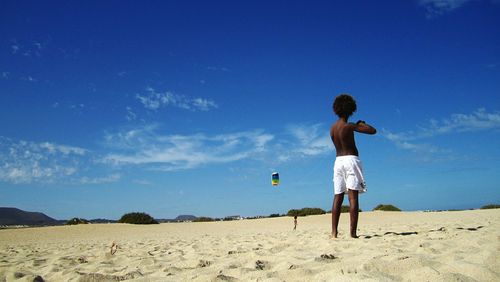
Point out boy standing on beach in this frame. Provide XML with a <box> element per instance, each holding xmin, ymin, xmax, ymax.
<box><xmin>330</xmin><ymin>94</ymin><xmax>376</xmax><ymax>238</ymax></box>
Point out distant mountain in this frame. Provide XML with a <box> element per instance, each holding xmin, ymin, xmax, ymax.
<box><xmin>0</xmin><ymin>207</ymin><xmax>60</xmax><ymax>226</ymax></box>
<box><xmin>175</xmin><ymin>215</ymin><xmax>197</xmax><ymax>221</ymax></box>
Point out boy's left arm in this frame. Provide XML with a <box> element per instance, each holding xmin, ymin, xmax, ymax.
<box><xmin>354</xmin><ymin>120</ymin><xmax>377</xmax><ymax>135</ymax></box>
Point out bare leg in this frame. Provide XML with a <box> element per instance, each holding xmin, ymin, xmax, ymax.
<box><xmin>331</xmin><ymin>192</ymin><xmax>344</xmax><ymax>238</ymax></box>
<box><xmin>348</xmin><ymin>190</ymin><xmax>359</xmax><ymax>238</ymax></box>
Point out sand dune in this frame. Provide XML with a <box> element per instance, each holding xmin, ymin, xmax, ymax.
<box><xmin>0</xmin><ymin>209</ymin><xmax>499</xmax><ymax>281</ymax></box>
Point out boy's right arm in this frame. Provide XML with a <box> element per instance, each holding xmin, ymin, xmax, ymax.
<box><xmin>353</xmin><ymin>121</ymin><xmax>377</xmax><ymax>135</ymax></box>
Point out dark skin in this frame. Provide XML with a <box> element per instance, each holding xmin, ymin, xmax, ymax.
<box><xmin>330</xmin><ymin>117</ymin><xmax>376</xmax><ymax>238</ymax></box>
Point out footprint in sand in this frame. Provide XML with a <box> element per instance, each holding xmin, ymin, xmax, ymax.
<box><xmin>32</xmin><ymin>259</ymin><xmax>47</xmax><ymax>267</ymax></box>
<box><xmin>315</xmin><ymin>254</ymin><xmax>337</xmax><ymax>262</ymax></box>
<box><xmin>198</xmin><ymin>260</ymin><xmax>211</xmax><ymax>268</ymax></box>
<box><xmin>255</xmin><ymin>260</ymin><xmax>267</xmax><ymax>270</ymax></box>
<box><xmin>215</xmin><ymin>273</ymin><xmax>238</xmax><ymax>281</ymax></box>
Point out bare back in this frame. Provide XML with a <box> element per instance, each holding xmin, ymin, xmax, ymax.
<box><xmin>330</xmin><ymin>119</ymin><xmax>376</xmax><ymax>157</ymax></box>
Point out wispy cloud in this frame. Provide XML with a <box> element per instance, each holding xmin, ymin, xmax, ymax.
<box><xmin>9</xmin><ymin>39</ymin><xmax>44</xmax><ymax>57</ymax></box>
<box><xmin>23</xmin><ymin>76</ymin><xmax>38</xmax><ymax>83</ymax></box>
<box><xmin>101</xmin><ymin>123</ymin><xmax>333</xmax><ymax>171</ymax></box>
<box><xmin>383</xmin><ymin>131</ymin><xmax>447</xmax><ymax>154</ymax></box>
<box><xmin>419</xmin><ymin>0</ymin><xmax>473</xmax><ymax>18</ymax></box>
<box><xmin>0</xmin><ymin>137</ymin><xmax>86</xmax><ymax>184</ymax></box>
<box><xmin>0</xmin><ymin>122</ymin><xmax>335</xmax><ymax>184</ymax></box>
<box><xmin>125</xmin><ymin>106</ymin><xmax>137</xmax><ymax>121</ymax></box>
<box><xmin>102</xmin><ymin>125</ymin><xmax>274</xmax><ymax>171</ymax></box>
<box><xmin>419</xmin><ymin>108</ymin><xmax>500</xmax><ymax>135</ymax></box>
<box><xmin>136</xmin><ymin>87</ymin><xmax>218</xmax><ymax>111</ymax></box>
<box><xmin>79</xmin><ymin>173</ymin><xmax>121</xmax><ymax>184</ymax></box>
<box><xmin>281</xmin><ymin>123</ymin><xmax>331</xmax><ymax>161</ymax></box>
<box><xmin>382</xmin><ymin>108</ymin><xmax>500</xmax><ymax>154</ymax></box>
<box><xmin>38</xmin><ymin>142</ymin><xmax>87</xmax><ymax>155</ymax></box>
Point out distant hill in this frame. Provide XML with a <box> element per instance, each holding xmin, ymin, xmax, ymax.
<box><xmin>175</xmin><ymin>215</ymin><xmax>197</xmax><ymax>221</ymax></box>
<box><xmin>0</xmin><ymin>207</ymin><xmax>60</xmax><ymax>226</ymax></box>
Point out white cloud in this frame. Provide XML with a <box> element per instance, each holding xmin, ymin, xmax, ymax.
<box><xmin>286</xmin><ymin>123</ymin><xmax>332</xmax><ymax>157</ymax></box>
<box><xmin>419</xmin><ymin>0</ymin><xmax>473</xmax><ymax>17</ymax></box>
<box><xmin>0</xmin><ymin>122</ymin><xmax>335</xmax><ymax>185</ymax></box>
<box><xmin>38</xmin><ymin>142</ymin><xmax>87</xmax><ymax>155</ymax></box>
<box><xmin>102</xmin><ymin>126</ymin><xmax>274</xmax><ymax>171</ymax></box>
<box><xmin>191</xmin><ymin>98</ymin><xmax>218</xmax><ymax>111</ymax></box>
<box><xmin>136</xmin><ymin>87</ymin><xmax>218</xmax><ymax>112</ymax></box>
<box><xmin>0</xmin><ymin>137</ymin><xmax>86</xmax><ymax>184</ymax></box>
<box><xmin>9</xmin><ymin>39</ymin><xmax>45</xmax><ymax>57</ymax></box>
<box><xmin>421</xmin><ymin>108</ymin><xmax>500</xmax><ymax>135</ymax></box>
<box><xmin>382</xmin><ymin>108</ymin><xmax>500</xmax><ymax>153</ymax></box>
<box><xmin>101</xmin><ymin>122</ymin><xmax>335</xmax><ymax>172</ymax></box>
<box><xmin>79</xmin><ymin>173</ymin><xmax>121</xmax><ymax>184</ymax></box>
<box><xmin>125</xmin><ymin>106</ymin><xmax>137</xmax><ymax>121</ymax></box>
<box><xmin>383</xmin><ymin>131</ymin><xmax>445</xmax><ymax>154</ymax></box>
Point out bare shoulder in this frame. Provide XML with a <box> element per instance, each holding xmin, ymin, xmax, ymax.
<box><xmin>330</xmin><ymin>121</ymin><xmax>338</xmax><ymax>134</ymax></box>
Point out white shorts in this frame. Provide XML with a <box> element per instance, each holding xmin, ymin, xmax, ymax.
<box><xmin>333</xmin><ymin>155</ymin><xmax>367</xmax><ymax>195</ymax></box>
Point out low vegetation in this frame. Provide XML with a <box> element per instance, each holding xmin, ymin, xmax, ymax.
<box><xmin>65</xmin><ymin>218</ymin><xmax>89</xmax><ymax>225</ymax></box>
<box><xmin>340</xmin><ymin>205</ymin><xmax>362</xmax><ymax>213</ymax></box>
<box><xmin>373</xmin><ymin>204</ymin><xmax>401</xmax><ymax>211</ymax></box>
<box><xmin>193</xmin><ymin>217</ymin><xmax>214</xmax><ymax>222</ymax></box>
<box><xmin>480</xmin><ymin>204</ymin><xmax>500</xmax><ymax>209</ymax></box>
<box><xmin>287</xmin><ymin>207</ymin><xmax>326</xmax><ymax>217</ymax></box>
<box><xmin>118</xmin><ymin>212</ymin><xmax>158</xmax><ymax>224</ymax></box>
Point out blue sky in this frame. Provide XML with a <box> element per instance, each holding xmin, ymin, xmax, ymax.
<box><xmin>1</xmin><ymin>0</ymin><xmax>499</xmax><ymax>220</ymax></box>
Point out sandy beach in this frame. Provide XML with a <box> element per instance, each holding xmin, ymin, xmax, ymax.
<box><xmin>0</xmin><ymin>209</ymin><xmax>499</xmax><ymax>281</ymax></box>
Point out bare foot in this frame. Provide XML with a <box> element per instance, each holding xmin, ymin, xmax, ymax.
<box><xmin>331</xmin><ymin>232</ymin><xmax>338</xmax><ymax>238</ymax></box>
<box><xmin>350</xmin><ymin>234</ymin><xmax>359</xmax><ymax>239</ymax></box>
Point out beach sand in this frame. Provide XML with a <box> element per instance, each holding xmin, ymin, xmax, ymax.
<box><xmin>0</xmin><ymin>209</ymin><xmax>499</xmax><ymax>281</ymax></box>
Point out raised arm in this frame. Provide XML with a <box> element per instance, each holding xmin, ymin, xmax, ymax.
<box><xmin>353</xmin><ymin>120</ymin><xmax>377</xmax><ymax>135</ymax></box>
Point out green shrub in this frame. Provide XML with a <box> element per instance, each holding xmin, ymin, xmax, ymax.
<box><xmin>287</xmin><ymin>207</ymin><xmax>326</xmax><ymax>217</ymax></box>
<box><xmin>373</xmin><ymin>204</ymin><xmax>401</xmax><ymax>211</ymax></box>
<box><xmin>118</xmin><ymin>212</ymin><xmax>158</xmax><ymax>224</ymax></box>
<box><xmin>269</xmin><ymin>213</ymin><xmax>281</xmax><ymax>218</ymax></box>
<box><xmin>194</xmin><ymin>217</ymin><xmax>214</xmax><ymax>222</ymax></box>
<box><xmin>65</xmin><ymin>218</ymin><xmax>89</xmax><ymax>225</ymax></box>
<box><xmin>480</xmin><ymin>204</ymin><xmax>500</xmax><ymax>209</ymax></box>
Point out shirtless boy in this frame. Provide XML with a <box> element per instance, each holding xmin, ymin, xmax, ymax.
<box><xmin>330</xmin><ymin>94</ymin><xmax>376</xmax><ymax>238</ymax></box>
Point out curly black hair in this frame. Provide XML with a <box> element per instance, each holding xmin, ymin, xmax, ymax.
<box><xmin>333</xmin><ymin>94</ymin><xmax>357</xmax><ymax>118</ymax></box>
